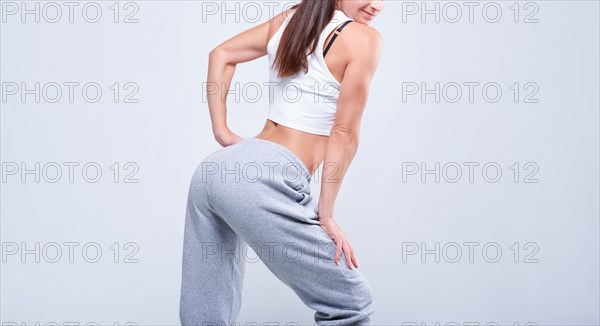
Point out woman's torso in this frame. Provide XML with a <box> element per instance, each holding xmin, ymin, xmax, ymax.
<box><xmin>254</xmin><ymin>9</ymin><xmax>352</xmax><ymax>177</ymax></box>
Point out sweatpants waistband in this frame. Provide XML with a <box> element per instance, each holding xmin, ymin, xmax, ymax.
<box><xmin>244</xmin><ymin>137</ymin><xmax>311</xmax><ymax>183</ymax></box>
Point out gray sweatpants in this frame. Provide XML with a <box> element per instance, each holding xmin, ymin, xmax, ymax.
<box><xmin>179</xmin><ymin>137</ymin><xmax>375</xmax><ymax>325</ymax></box>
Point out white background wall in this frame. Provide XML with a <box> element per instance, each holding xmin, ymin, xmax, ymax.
<box><xmin>1</xmin><ymin>0</ymin><xmax>598</xmax><ymax>325</ymax></box>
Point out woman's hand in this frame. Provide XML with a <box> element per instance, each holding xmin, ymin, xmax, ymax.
<box><xmin>214</xmin><ymin>127</ymin><xmax>244</xmax><ymax>147</ymax></box>
<box><xmin>319</xmin><ymin>217</ymin><xmax>359</xmax><ymax>269</ymax></box>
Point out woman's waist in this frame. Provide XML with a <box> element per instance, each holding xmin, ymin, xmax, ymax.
<box><xmin>254</xmin><ymin>124</ymin><xmax>328</xmax><ymax>177</ymax></box>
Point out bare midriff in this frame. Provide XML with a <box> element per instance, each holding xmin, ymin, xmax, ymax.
<box><xmin>253</xmin><ymin>119</ymin><xmax>328</xmax><ymax>177</ymax></box>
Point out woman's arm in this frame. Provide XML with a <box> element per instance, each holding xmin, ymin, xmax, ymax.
<box><xmin>317</xmin><ymin>26</ymin><xmax>383</xmax><ymax>269</ymax></box>
<box><xmin>318</xmin><ymin>27</ymin><xmax>384</xmax><ymax>221</ymax></box>
<box><xmin>206</xmin><ymin>11</ymin><xmax>291</xmax><ymax>146</ymax></box>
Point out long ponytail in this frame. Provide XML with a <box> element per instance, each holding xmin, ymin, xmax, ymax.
<box><xmin>272</xmin><ymin>0</ymin><xmax>340</xmax><ymax>78</ymax></box>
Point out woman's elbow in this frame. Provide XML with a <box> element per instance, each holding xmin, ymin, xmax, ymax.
<box><xmin>330</xmin><ymin>125</ymin><xmax>360</xmax><ymax>147</ymax></box>
<box><xmin>209</xmin><ymin>47</ymin><xmax>223</xmax><ymax>60</ymax></box>
<box><xmin>209</xmin><ymin>47</ymin><xmax>237</xmax><ymax>67</ymax></box>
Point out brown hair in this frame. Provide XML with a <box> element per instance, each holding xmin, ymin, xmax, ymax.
<box><xmin>272</xmin><ymin>0</ymin><xmax>340</xmax><ymax>78</ymax></box>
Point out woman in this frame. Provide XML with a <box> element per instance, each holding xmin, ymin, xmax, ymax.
<box><xmin>180</xmin><ymin>0</ymin><xmax>384</xmax><ymax>324</ymax></box>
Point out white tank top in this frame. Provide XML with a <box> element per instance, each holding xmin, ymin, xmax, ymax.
<box><xmin>266</xmin><ymin>9</ymin><xmax>354</xmax><ymax>136</ymax></box>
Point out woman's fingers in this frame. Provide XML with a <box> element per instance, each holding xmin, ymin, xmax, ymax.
<box><xmin>343</xmin><ymin>241</ymin><xmax>354</xmax><ymax>269</ymax></box>
<box><xmin>339</xmin><ymin>229</ymin><xmax>357</xmax><ymax>268</ymax></box>
<box><xmin>321</xmin><ymin>220</ymin><xmax>359</xmax><ymax>269</ymax></box>
<box><xmin>334</xmin><ymin>238</ymin><xmax>343</xmax><ymax>266</ymax></box>
<box><xmin>348</xmin><ymin>243</ymin><xmax>359</xmax><ymax>269</ymax></box>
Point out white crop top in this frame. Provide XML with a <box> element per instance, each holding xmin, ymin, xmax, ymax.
<box><xmin>266</xmin><ymin>9</ymin><xmax>354</xmax><ymax>136</ymax></box>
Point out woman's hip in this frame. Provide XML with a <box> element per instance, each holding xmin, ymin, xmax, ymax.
<box><xmin>196</xmin><ymin>137</ymin><xmax>311</xmax><ymax>191</ymax></box>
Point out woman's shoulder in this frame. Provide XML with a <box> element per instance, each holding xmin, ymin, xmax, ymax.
<box><xmin>343</xmin><ymin>22</ymin><xmax>384</xmax><ymax>48</ymax></box>
<box><xmin>327</xmin><ymin>21</ymin><xmax>383</xmax><ymax>69</ymax></box>
<box><xmin>337</xmin><ymin>23</ymin><xmax>383</xmax><ymax>70</ymax></box>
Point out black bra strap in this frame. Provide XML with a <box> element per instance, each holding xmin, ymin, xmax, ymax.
<box><xmin>323</xmin><ymin>20</ymin><xmax>353</xmax><ymax>58</ymax></box>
